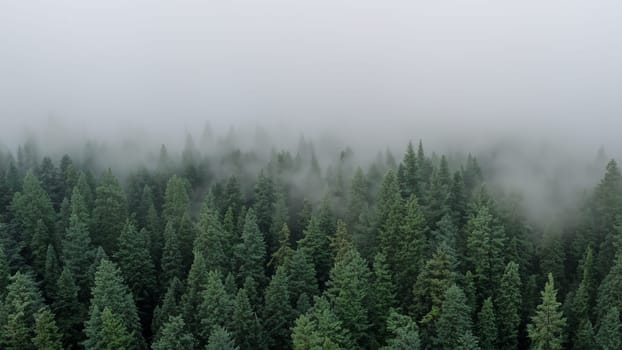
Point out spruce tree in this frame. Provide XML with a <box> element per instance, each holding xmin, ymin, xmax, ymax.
<box><xmin>43</xmin><ymin>244</ymin><xmax>60</xmax><ymax>299</ymax></box>
<box><xmin>397</xmin><ymin>194</ymin><xmax>427</xmax><ymax>307</ymax></box>
<box><xmin>151</xmin><ymin>277</ymin><xmax>183</xmax><ymax>339</ymax></box>
<box><xmin>160</xmin><ymin>220</ymin><xmax>182</xmax><ymax>289</ymax></box>
<box><xmin>96</xmin><ymin>307</ymin><xmax>133</xmax><ymax>350</ymax></box>
<box><xmin>263</xmin><ymin>266</ymin><xmax>294</xmax><ymax>349</ymax></box>
<box><xmin>298</xmin><ymin>215</ymin><xmax>332</xmax><ymax>287</ymax></box>
<box><xmin>574</xmin><ymin>320</ymin><xmax>596</xmax><ymax>350</ymax></box>
<box><xmin>456</xmin><ymin>331</ymin><xmax>481</xmax><ymax>350</ymax></box>
<box><xmin>595</xmin><ymin>307</ymin><xmax>621</xmax><ymax>350</ymax></box>
<box><xmin>527</xmin><ymin>273</ymin><xmax>566</xmax><ymax>350</ymax></box>
<box><xmin>325</xmin><ymin>246</ymin><xmax>371</xmax><ymax>347</ymax></box>
<box><xmin>412</xmin><ymin>245</ymin><xmax>455</xmax><ymax>323</ymax></box>
<box><xmin>270</xmin><ymin>223</ymin><xmax>294</xmax><ymax>269</ymax></box>
<box><xmin>62</xmin><ymin>213</ymin><xmax>94</xmax><ymax>300</ymax></box>
<box><xmin>91</xmin><ymin>169</ymin><xmax>127</xmax><ymax>254</ymax></box>
<box><xmin>0</xmin><ymin>245</ymin><xmax>9</xmax><ymax>295</ymax></box>
<box><xmin>52</xmin><ymin>267</ymin><xmax>83</xmax><ymax>348</ymax></box>
<box><xmin>152</xmin><ymin>315</ymin><xmax>196</xmax><ymax>350</ymax></box>
<box><xmin>380</xmin><ymin>311</ymin><xmax>420</xmax><ymax>350</ymax></box>
<box><xmin>370</xmin><ymin>252</ymin><xmax>396</xmax><ymax>346</ymax></box>
<box><xmin>32</xmin><ymin>308</ymin><xmax>62</xmax><ymax>350</ymax></box>
<box><xmin>234</xmin><ymin>209</ymin><xmax>267</xmax><ymax>287</ymax></box>
<box><xmin>1</xmin><ymin>272</ymin><xmax>45</xmax><ymax>349</ymax></box>
<box><xmin>206</xmin><ymin>326</ymin><xmax>239</xmax><ymax>350</ymax></box>
<box><xmin>476</xmin><ymin>297</ymin><xmax>497</xmax><ymax>350</ymax></box>
<box><xmin>181</xmin><ymin>252</ymin><xmax>209</xmax><ymax>338</ymax></box>
<box><xmin>230</xmin><ymin>288</ymin><xmax>266</xmax><ymax>350</ymax></box>
<box><xmin>198</xmin><ymin>270</ymin><xmax>232</xmax><ymax>345</ymax></box>
<box><xmin>83</xmin><ymin>259</ymin><xmax>143</xmax><ymax>349</ymax></box>
<box><xmin>494</xmin><ymin>261</ymin><xmax>521</xmax><ymax>349</ymax></box>
<box><xmin>287</xmin><ymin>248</ymin><xmax>318</xmax><ymax>308</ymax></box>
<box><xmin>194</xmin><ymin>200</ymin><xmax>228</xmax><ymax>274</ymax></box>
<box><xmin>595</xmin><ymin>254</ymin><xmax>622</xmax><ymax>322</ymax></box>
<box><xmin>435</xmin><ymin>285</ymin><xmax>472</xmax><ymax>350</ymax></box>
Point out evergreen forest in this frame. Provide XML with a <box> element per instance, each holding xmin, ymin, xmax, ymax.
<box><xmin>0</xmin><ymin>134</ymin><xmax>621</xmax><ymax>350</ymax></box>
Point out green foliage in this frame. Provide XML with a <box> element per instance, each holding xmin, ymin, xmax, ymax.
<box><xmin>84</xmin><ymin>259</ymin><xmax>143</xmax><ymax>349</ymax></box>
<box><xmin>32</xmin><ymin>308</ymin><xmax>62</xmax><ymax>350</ymax></box>
<box><xmin>151</xmin><ymin>277</ymin><xmax>183</xmax><ymax>339</ymax></box>
<box><xmin>574</xmin><ymin>319</ymin><xmax>596</xmax><ymax>350</ymax></box>
<box><xmin>595</xmin><ymin>307</ymin><xmax>621</xmax><ymax>350</ymax></box>
<box><xmin>263</xmin><ymin>266</ymin><xmax>294</xmax><ymax>349</ymax></box>
<box><xmin>412</xmin><ymin>245</ymin><xmax>455</xmax><ymax>323</ymax></box>
<box><xmin>298</xmin><ymin>215</ymin><xmax>332</xmax><ymax>287</ymax></box>
<box><xmin>476</xmin><ymin>297</ymin><xmax>497</xmax><ymax>350</ymax></box>
<box><xmin>91</xmin><ymin>170</ymin><xmax>127</xmax><ymax>254</ymax></box>
<box><xmin>206</xmin><ymin>326</ymin><xmax>239</xmax><ymax>350</ymax></box>
<box><xmin>380</xmin><ymin>311</ymin><xmax>420</xmax><ymax>350</ymax></box>
<box><xmin>234</xmin><ymin>209</ymin><xmax>267</xmax><ymax>287</ymax></box>
<box><xmin>198</xmin><ymin>270</ymin><xmax>232</xmax><ymax>344</ymax></box>
<box><xmin>435</xmin><ymin>285</ymin><xmax>472</xmax><ymax>350</ymax></box>
<box><xmin>291</xmin><ymin>296</ymin><xmax>351</xmax><ymax>350</ymax></box>
<box><xmin>1</xmin><ymin>272</ymin><xmax>45</xmax><ymax>349</ymax></box>
<box><xmin>527</xmin><ymin>273</ymin><xmax>566</xmax><ymax>350</ymax></box>
<box><xmin>494</xmin><ymin>261</ymin><xmax>522</xmax><ymax>349</ymax></box>
<box><xmin>52</xmin><ymin>267</ymin><xmax>83</xmax><ymax>348</ymax></box>
<box><xmin>195</xmin><ymin>200</ymin><xmax>229</xmax><ymax>274</ymax></box>
<box><xmin>152</xmin><ymin>315</ymin><xmax>196</xmax><ymax>350</ymax></box>
<box><xmin>325</xmin><ymin>246</ymin><xmax>371</xmax><ymax>347</ymax></box>
<box><xmin>62</xmin><ymin>214</ymin><xmax>94</xmax><ymax>299</ymax></box>
<box><xmin>370</xmin><ymin>252</ymin><xmax>396</xmax><ymax>345</ymax></box>
<box><xmin>230</xmin><ymin>288</ymin><xmax>266</xmax><ymax>350</ymax></box>
<box><xmin>181</xmin><ymin>252</ymin><xmax>209</xmax><ymax>338</ymax></box>
<box><xmin>160</xmin><ymin>220</ymin><xmax>182</xmax><ymax>289</ymax></box>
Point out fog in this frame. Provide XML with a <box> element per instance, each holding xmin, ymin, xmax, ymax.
<box><xmin>1</xmin><ymin>1</ymin><xmax>621</xmax><ymax>222</ymax></box>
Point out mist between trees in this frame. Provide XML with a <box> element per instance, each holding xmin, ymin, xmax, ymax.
<box><xmin>0</xmin><ymin>125</ymin><xmax>621</xmax><ymax>350</ymax></box>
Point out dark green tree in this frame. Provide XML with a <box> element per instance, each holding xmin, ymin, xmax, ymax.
<box><xmin>380</xmin><ymin>311</ymin><xmax>420</xmax><ymax>350</ymax></box>
<box><xmin>298</xmin><ymin>215</ymin><xmax>332</xmax><ymax>287</ymax></box>
<box><xmin>95</xmin><ymin>307</ymin><xmax>134</xmax><ymax>350</ymax></box>
<box><xmin>412</xmin><ymin>245</ymin><xmax>455</xmax><ymax>324</ymax></box>
<box><xmin>527</xmin><ymin>273</ymin><xmax>566</xmax><ymax>350</ymax></box>
<box><xmin>1</xmin><ymin>272</ymin><xmax>45</xmax><ymax>350</ymax></box>
<box><xmin>234</xmin><ymin>209</ymin><xmax>266</xmax><ymax>287</ymax></box>
<box><xmin>91</xmin><ymin>169</ymin><xmax>127</xmax><ymax>254</ymax></box>
<box><xmin>263</xmin><ymin>266</ymin><xmax>294</xmax><ymax>349</ymax></box>
<box><xmin>32</xmin><ymin>308</ymin><xmax>62</xmax><ymax>350</ymax></box>
<box><xmin>198</xmin><ymin>271</ymin><xmax>232</xmax><ymax>345</ymax></box>
<box><xmin>181</xmin><ymin>252</ymin><xmax>209</xmax><ymax>338</ymax></box>
<box><xmin>476</xmin><ymin>297</ymin><xmax>497</xmax><ymax>350</ymax></box>
<box><xmin>151</xmin><ymin>277</ymin><xmax>183</xmax><ymax>339</ymax></box>
<box><xmin>574</xmin><ymin>320</ymin><xmax>596</xmax><ymax>350</ymax></box>
<box><xmin>83</xmin><ymin>259</ymin><xmax>143</xmax><ymax>349</ymax></box>
<box><xmin>62</xmin><ymin>214</ymin><xmax>95</xmax><ymax>300</ymax></box>
<box><xmin>370</xmin><ymin>252</ymin><xmax>396</xmax><ymax>346</ymax></box>
<box><xmin>434</xmin><ymin>285</ymin><xmax>472</xmax><ymax>350</ymax></box>
<box><xmin>160</xmin><ymin>220</ymin><xmax>182</xmax><ymax>289</ymax></box>
<box><xmin>287</xmin><ymin>248</ymin><xmax>318</xmax><ymax>310</ymax></box>
<box><xmin>494</xmin><ymin>261</ymin><xmax>521</xmax><ymax>350</ymax></box>
<box><xmin>52</xmin><ymin>267</ymin><xmax>83</xmax><ymax>348</ymax></box>
<box><xmin>206</xmin><ymin>326</ymin><xmax>239</xmax><ymax>350</ymax></box>
<box><xmin>325</xmin><ymin>246</ymin><xmax>371</xmax><ymax>347</ymax></box>
<box><xmin>152</xmin><ymin>315</ymin><xmax>196</xmax><ymax>350</ymax></box>
<box><xmin>595</xmin><ymin>307</ymin><xmax>621</xmax><ymax>350</ymax></box>
<box><xmin>230</xmin><ymin>288</ymin><xmax>266</xmax><ymax>350</ymax></box>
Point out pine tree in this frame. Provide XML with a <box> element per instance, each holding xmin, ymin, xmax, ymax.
<box><xmin>162</xmin><ymin>175</ymin><xmax>190</xmax><ymax>225</ymax></box>
<box><xmin>298</xmin><ymin>215</ymin><xmax>332</xmax><ymax>287</ymax></box>
<box><xmin>569</xmin><ymin>246</ymin><xmax>596</xmax><ymax>336</ymax></box>
<box><xmin>269</xmin><ymin>186</ymin><xmax>289</xmax><ymax>260</ymax></box>
<box><xmin>476</xmin><ymin>297</ymin><xmax>497</xmax><ymax>350</ymax></box>
<box><xmin>11</xmin><ymin>171</ymin><xmax>55</xmax><ymax>252</ymax></box>
<box><xmin>287</xmin><ymin>248</ymin><xmax>318</xmax><ymax>309</ymax></box>
<box><xmin>325</xmin><ymin>246</ymin><xmax>371</xmax><ymax>347</ymax></box>
<box><xmin>595</xmin><ymin>307</ymin><xmax>621</xmax><ymax>350</ymax></box>
<box><xmin>206</xmin><ymin>326</ymin><xmax>239</xmax><ymax>350</ymax></box>
<box><xmin>456</xmin><ymin>331</ymin><xmax>481</xmax><ymax>350</ymax></box>
<box><xmin>291</xmin><ymin>296</ymin><xmax>352</xmax><ymax>350</ymax></box>
<box><xmin>62</xmin><ymin>213</ymin><xmax>94</xmax><ymax>300</ymax></box>
<box><xmin>435</xmin><ymin>285</ymin><xmax>472</xmax><ymax>350</ymax></box>
<box><xmin>270</xmin><ymin>223</ymin><xmax>294</xmax><ymax>269</ymax></box>
<box><xmin>254</xmin><ymin>170</ymin><xmax>275</xmax><ymax>237</ymax></box>
<box><xmin>83</xmin><ymin>259</ymin><xmax>143</xmax><ymax>349</ymax></box>
<box><xmin>595</xmin><ymin>254</ymin><xmax>622</xmax><ymax>323</ymax></box>
<box><xmin>151</xmin><ymin>277</ymin><xmax>183</xmax><ymax>339</ymax></box>
<box><xmin>574</xmin><ymin>320</ymin><xmax>596</xmax><ymax>350</ymax></box>
<box><xmin>397</xmin><ymin>194</ymin><xmax>427</xmax><ymax>307</ymax></box>
<box><xmin>370</xmin><ymin>252</ymin><xmax>396</xmax><ymax>346</ymax></box>
<box><xmin>198</xmin><ymin>270</ymin><xmax>232</xmax><ymax>345</ymax></box>
<box><xmin>96</xmin><ymin>307</ymin><xmax>133</xmax><ymax>350</ymax></box>
<box><xmin>412</xmin><ymin>245</ymin><xmax>455</xmax><ymax>323</ymax></box>
<box><xmin>380</xmin><ymin>310</ymin><xmax>420</xmax><ymax>350</ymax></box>
<box><xmin>31</xmin><ymin>219</ymin><xmax>51</xmax><ymax>275</ymax></box>
<box><xmin>194</xmin><ymin>200</ymin><xmax>228</xmax><ymax>274</ymax></box>
<box><xmin>494</xmin><ymin>261</ymin><xmax>522</xmax><ymax>349</ymax></box>
<box><xmin>52</xmin><ymin>267</ymin><xmax>83</xmax><ymax>348</ymax></box>
<box><xmin>160</xmin><ymin>220</ymin><xmax>182</xmax><ymax>289</ymax></box>
<box><xmin>91</xmin><ymin>169</ymin><xmax>127</xmax><ymax>254</ymax></box>
<box><xmin>32</xmin><ymin>308</ymin><xmax>62</xmax><ymax>350</ymax></box>
<box><xmin>152</xmin><ymin>315</ymin><xmax>196</xmax><ymax>350</ymax></box>
<box><xmin>1</xmin><ymin>272</ymin><xmax>45</xmax><ymax>349</ymax></box>
<box><xmin>0</xmin><ymin>245</ymin><xmax>9</xmax><ymax>295</ymax></box>
<box><xmin>466</xmin><ymin>205</ymin><xmax>505</xmax><ymax>298</ymax></box>
<box><xmin>527</xmin><ymin>273</ymin><xmax>566</xmax><ymax>350</ymax></box>
<box><xmin>234</xmin><ymin>209</ymin><xmax>267</xmax><ymax>287</ymax></box>
<box><xmin>347</xmin><ymin>167</ymin><xmax>370</xmax><ymax>227</ymax></box>
<box><xmin>114</xmin><ymin>221</ymin><xmax>156</xmax><ymax>332</ymax></box>
<box><xmin>263</xmin><ymin>266</ymin><xmax>295</xmax><ymax>349</ymax></box>
<box><xmin>230</xmin><ymin>288</ymin><xmax>266</xmax><ymax>350</ymax></box>
<box><xmin>181</xmin><ymin>252</ymin><xmax>209</xmax><ymax>338</ymax></box>
<box><xmin>43</xmin><ymin>244</ymin><xmax>60</xmax><ymax>299</ymax></box>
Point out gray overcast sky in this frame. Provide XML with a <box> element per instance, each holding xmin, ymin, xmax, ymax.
<box><xmin>1</xmin><ymin>0</ymin><xmax>621</xmax><ymax>152</ymax></box>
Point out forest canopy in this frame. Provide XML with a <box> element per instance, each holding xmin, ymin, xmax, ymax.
<box><xmin>0</xmin><ymin>132</ymin><xmax>620</xmax><ymax>350</ymax></box>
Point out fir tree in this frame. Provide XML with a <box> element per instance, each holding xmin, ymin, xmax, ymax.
<box><xmin>83</xmin><ymin>259</ymin><xmax>143</xmax><ymax>349</ymax></box>
<box><xmin>152</xmin><ymin>315</ymin><xmax>196</xmax><ymax>350</ymax></box>
<box><xmin>151</xmin><ymin>277</ymin><xmax>183</xmax><ymax>339</ymax></box>
<box><xmin>198</xmin><ymin>270</ymin><xmax>232</xmax><ymax>345</ymax></box>
<box><xmin>91</xmin><ymin>169</ymin><xmax>127</xmax><ymax>254</ymax></box>
<box><xmin>32</xmin><ymin>308</ymin><xmax>62</xmax><ymax>350</ymax></box>
<box><xmin>52</xmin><ymin>267</ymin><xmax>83</xmax><ymax>348</ymax></box>
<box><xmin>160</xmin><ymin>220</ymin><xmax>182</xmax><ymax>289</ymax></box>
<box><xmin>181</xmin><ymin>252</ymin><xmax>209</xmax><ymax>338</ymax></box>
<box><xmin>287</xmin><ymin>248</ymin><xmax>318</xmax><ymax>309</ymax></box>
<box><xmin>206</xmin><ymin>326</ymin><xmax>239</xmax><ymax>350</ymax></box>
<box><xmin>494</xmin><ymin>261</ymin><xmax>522</xmax><ymax>349</ymax></box>
<box><xmin>1</xmin><ymin>272</ymin><xmax>45</xmax><ymax>349</ymax></box>
<box><xmin>370</xmin><ymin>252</ymin><xmax>396</xmax><ymax>346</ymax></box>
<box><xmin>234</xmin><ymin>209</ymin><xmax>267</xmax><ymax>287</ymax></box>
<box><xmin>380</xmin><ymin>311</ymin><xmax>420</xmax><ymax>350</ymax></box>
<box><xmin>96</xmin><ymin>307</ymin><xmax>133</xmax><ymax>350</ymax></box>
<box><xmin>476</xmin><ymin>297</ymin><xmax>497</xmax><ymax>350</ymax></box>
<box><xmin>595</xmin><ymin>307</ymin><xmax>621</xmax><ymax>350</ymax></box>
<box><xmin>230</xmin><ymin>288</ymin><xmax>266</xmax><ymax>350</ymax></box>
<box><xmin>325</xmin><ymin>246</ymin><xmax>371</xmax><ymax>347</ymax></box>
<box><xmin>298</xmin><ymin>215</ymin><xmax>332</xmax><ymax>287</ymax></box>
<box><xmin>527</xmin><ymin>273</ymin><xmax>566</xmax><ymax>350</ymax></box>
<box><xmin>574</xmin><ymin>320</ymin><xmax>596</xmax><ymax>350</ymax></box>
<box><xmin>435</xmin><ymin>285</ymin><xmax>472</xmax><ymax>350</ymax></box>
<box><xmin>263</xmin><ymin>266</ymin><xmax>294</xmax><ymax>349</ymax></box>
